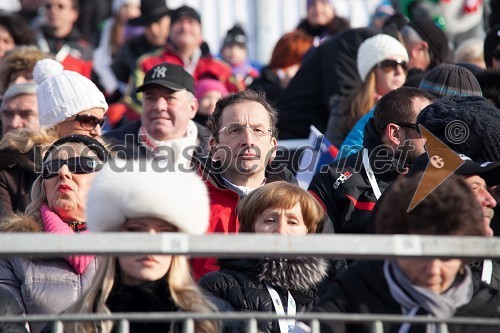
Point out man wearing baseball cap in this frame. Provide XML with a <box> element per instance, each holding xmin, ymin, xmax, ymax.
<box><xmin>105</xmin><ymin>63</ymin><xmax>209</xmax><ymax>168</ymax></box>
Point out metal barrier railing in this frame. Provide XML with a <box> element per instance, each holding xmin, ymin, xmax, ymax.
<box><xmin>1</xmin><ymin>233</ymin><xmax>500</xmax><ymax>332</ymax></box>
<box><xmin>3</xmin><ymin>312</ymin><xmax>500</xmax><ymax>333</ymax></box>
<box><xmin>0</xmin><ymin>233</ymin><xmax>499</xmax><ymax>259</ymax></box>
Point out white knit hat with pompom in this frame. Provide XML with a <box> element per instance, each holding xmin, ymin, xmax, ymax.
<box><xmin>34</xmin><ymin>59</ymin><xmax>108</xmax><ymax>128</ymax></box>
<box><xmin>357</xmin><ymin>34</ymin><xmax>409</xmax><ymax>82</ymax></box>
<box><xmin>86</xmin><ymin>159</ymin><xmax>210</xmax><ymax>235</ymax></box>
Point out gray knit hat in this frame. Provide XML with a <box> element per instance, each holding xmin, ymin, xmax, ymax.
<box><xmin>418</xmin><ymin>64</ymin><xmax>482</xmax><ymax>98</ymax></box>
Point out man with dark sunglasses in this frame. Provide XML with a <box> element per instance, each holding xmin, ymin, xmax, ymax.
<box><xmin>105</xmin><ymin>63</ymin><xmax>209</xmax><ymax>169</ymax></box>
<box><xmin>309</xmin><ymin>87</ymin><xmax>435</xmax><ymax>234</ymax></box>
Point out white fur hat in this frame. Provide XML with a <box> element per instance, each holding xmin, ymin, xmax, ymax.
<box><xmin>34</xmin><ymin>59</ymin><xmax>108</xmax><ymax>128</ymax></box>
<box><xmin>86</xmin><ymin>160</ymin><xmax>209</xmax><ymax>235</ymax></box>
<box><xmin>357</xmin><ymin>34</ymin><xmax>409</xmax><ymax>82</ymax></box>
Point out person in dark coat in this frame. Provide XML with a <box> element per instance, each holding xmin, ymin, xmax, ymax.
<box><xmin>275</xmin><ymin>28</ymin><xmax>375</xmax><ymax>139</ymax></box>
<box><xmin>200</xmin><ymin>181</ymin><xmax>345</xmax><ymax>333</ymax></box>
<box><xmin>309</xmin><ymin>87</ymin><xmax>435</xmax><ymax>234</ymax></box>
<box><xmin>110</xmin><ymin>0</ymin><xmax>171</xmax><ymax>95</ymax></box>
<box><xmin>309</xmin><ymin>173</ymin><xmax>500</xmax><ymax>333</ymax></box>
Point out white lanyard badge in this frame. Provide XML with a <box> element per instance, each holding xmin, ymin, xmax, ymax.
<box><xmin>362</xmin><ymin>148</ymin><xmax>382</xmax><ymax>200</ymax></box>
<box><xmin>264</xmin><ymin>281</ymin><xmax>296</xmax><ymax>333</ymax></box>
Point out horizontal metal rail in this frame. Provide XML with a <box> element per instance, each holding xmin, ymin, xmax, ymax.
<box><xmin>3</xmin><ymin>311</ymin><xmax>500</xmax><ymax>325</ymax></box>
<box><xmin>3</xmin><ymin>312</ymin><xmax>500</xmax><ymax>333</ymax></box>
<box><xmin>0</xmin><ymin>234</ymin><xmax>498</xmax><ymax>259</ymax></box>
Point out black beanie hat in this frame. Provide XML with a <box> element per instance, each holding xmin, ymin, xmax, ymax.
<box><xmin>416</xmin><ymin>95</ymin><xmax>500</xmax><ymax>163</ymax></box>
<box><xmin>409</xmin><ymin>18</ymin><xmax>449</xmax><ymax>67</ymax></box>
<box><xmin>223</xmin><ymin>25</ymin><xmax>247</xmax><ymax>48</ymax></box>
<box><xmin>418</xmin><ymin>64</ymin><xmax>482</xmax><ymax>98</ymax></box>
<box><xmin>484</xmin><ymin>23</ymin><xmax>500</xmax><ymax>68</ymax></box>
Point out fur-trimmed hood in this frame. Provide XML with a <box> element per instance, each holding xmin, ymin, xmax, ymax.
<box><xmin>0</xmin><ymin>214</ymin><xmax>43</xmax><ymax>233</ymax></box>
<box><xmin>218</xmin><ymin>257</ymin><xmax>329</xmax><ymax>293</ymax></box>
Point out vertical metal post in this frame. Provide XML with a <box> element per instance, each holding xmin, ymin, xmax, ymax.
<box><xmin>246</xmin><ymin>318</ymin><xmax>258</xmax><ymax>333</ymax></box>
<box><xmin>117</xmin><ymin>319</ymin><xmax>130</xmax><ymax>333</ymax></box>
<box><xmin>183</xmin><ymin>318</ymin><xmax>195</xmax><ymax>333</ymax></box>
<box><xmin>370</xmin><ymin>320</ymin><xmax>384</xmax><ymax>333</ymax></box>
<box><xmin>51</xmin><ymin>320</ymin><xmax>64</xmax><ymax>333</ymax></box>
<box><xmin>438</xmin><ymin>322</ymin><xmax>449</xmax><ymax>333</ymax></box>
<box><xmin>310</xmin><ymin>319</ymin><xmax>321</xmax><ymax>333</ymax></box>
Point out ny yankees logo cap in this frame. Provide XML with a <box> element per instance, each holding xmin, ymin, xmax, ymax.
<box><xmin>136</xmin><ymin>63</ymin><xmax>195</xmax><ymax>95</ymax></box>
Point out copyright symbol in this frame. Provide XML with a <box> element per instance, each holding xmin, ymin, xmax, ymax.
<box><xmin>445</xmin><ymin>120</ymin><xmax>469</xmax><ymax>144</ymax></box>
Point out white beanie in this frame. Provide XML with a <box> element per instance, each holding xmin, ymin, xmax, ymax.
<box><xmin>34</xmin><ymin>59</ymin><xmax>108</xmax><ymax>128</ymax></box>
<box><xmin>86</xmin><ymin>160</ymin><xmax>209</xmax><ymax>235</ymax></box>
<box><xmin>357</xmin><ymin>34</ymin><xmax>409</xmax><ymax>82</ymax></box>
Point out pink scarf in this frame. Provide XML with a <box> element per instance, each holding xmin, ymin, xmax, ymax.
<box><xmin>40</xmin><ymin>204</ymin><xmax>95</xmax><ymax>274</ymax></box>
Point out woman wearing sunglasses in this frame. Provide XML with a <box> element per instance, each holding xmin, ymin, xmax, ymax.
<box><xmin>0</xmin><ymin>59</ymin><xmax>108</xmax><ymax>217</ymax></box>
<box><xmin>0</xmin><ymin>135</ymin><xmax>109</xmax><ymax>333</ymax></box>
<box><xmin>325</xmin><ymin>34</ymin><xmax>408</xmax><ymax>147</ymax></box>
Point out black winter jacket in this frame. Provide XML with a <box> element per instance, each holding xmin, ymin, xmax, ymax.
<box><xmin>275</xmin><ymin>28</ymin><xmax>376</xmax><ymax>139</ymax></box>
<box><xmin>308</xmin><ymin>118</ymin><xmax>406</xmax><ymax>233</ymax></box>
<box><xmin>199</xmin><ymin>258</ymin><xmax>331</xmax><ymax>333</ymax></box>
<box><xmin>314</xmin><ymin>260</ymin><xmax>500</xmax><ymax>333</ymax></box>
<box><xmin>0</xmin><ymin>148</ymin><xmax>40</xmax><ymax>216</ymax></box>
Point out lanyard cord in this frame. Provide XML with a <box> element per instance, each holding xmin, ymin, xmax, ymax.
<box><xmin>264</xmin><ymin>281</ymin><xmax>296</xmax><ymax>333</ymax></box>
<box><xmin>362</xmin><ymin>148</ymin><xmax>382</xmax><ymax>199</ymax></box>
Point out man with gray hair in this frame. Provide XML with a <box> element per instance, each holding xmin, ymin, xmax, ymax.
<box><xmin>1</xmin><ymin>83</ymin><xmax>39</xmax><ymax>136</ymax></box>
<box><xmin>105</xmin><ymin>62</ymin><xmax>209</xmax><ymax>168</ymax></box>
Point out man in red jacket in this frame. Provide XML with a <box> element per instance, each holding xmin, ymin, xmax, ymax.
<box><xmin>191</xmin><ymin>90</ymin><xmax>297</xmax><ymax>280</ymax></box>
<box><xmin>127</xmin><ymin>5</ymin><xmax>235</xmax><ymax>113</ymax></box>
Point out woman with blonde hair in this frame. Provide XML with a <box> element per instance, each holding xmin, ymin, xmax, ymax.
<box><xmin>0</xmin><ymin>135</ymin><xmax>109</xmax><ymax>333</ymax></box>
<box><xmin>0</xmin><ymin>58</ymin><xmax>108</xmax><ymax>216</ymax></box>
<box><xmin>67</xmin><ymin>159</ymin><xmax>218</xmax><ymax>333</ymax></box>
<box><xmin>325</xmin><ymin>34</ymin><xmax>408</xmax><ymax>147</ymax></box>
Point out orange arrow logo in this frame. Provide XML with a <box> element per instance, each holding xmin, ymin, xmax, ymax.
<box><xmin>408</xmin><ymin>125</ymin><xmax>465</xmax><ymax>212</ymax></box>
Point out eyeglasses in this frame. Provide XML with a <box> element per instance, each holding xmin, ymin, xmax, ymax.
<box><xmin>395</xmin><ymin>123</ymin><xmax>420</xmax><ymax>133</ymax></box>
<box><xmin>493</xmin><ymin>49</ymin><xmax>500</xmax><ymax>61</ymax></box>
<box><xmin>74</xmin><ymin>114</ymin><xmax>106</xmax><ymax>130</ymax></box>
<box><xmin>377</xmin><ymin>59</ymin><xmax>408</xmax><ymax>73</ymax></box>
<box><xmin>42</xmin><ymin>157</ymin><xmax>104</xmax><ymax>179</ymax></box>
<box><xmin>218</xmin><ymin>125</ymin><xmax>272</xmax><ymax>138</ymax></box>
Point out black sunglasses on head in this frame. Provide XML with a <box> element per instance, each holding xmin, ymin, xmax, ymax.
<box><xmin>74</xmin><ymin>114</ymin><xmax>106</xmax><ymax>130</ymax></box>
<box><xmin>42</xmin><ymin>157</ymin><xmax>104</xmax><ymax>179</ymax></box>
<box><xmin>377</xmin><ymin>59</ymin><xmax>408</xmax><ymax>72</ymax></box>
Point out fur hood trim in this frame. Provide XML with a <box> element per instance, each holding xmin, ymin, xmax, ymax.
<box><xmin>257</xmin><ymin>257</ymin><xmax>329</xmax><ymax>292</ymax></box>
<box><xmin>0</xmin><ymin>214</ymin><xmax>43</xmax><ymax>233</ymax></box>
